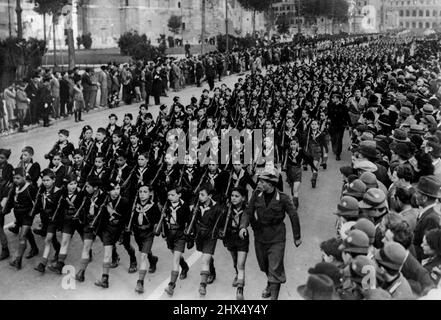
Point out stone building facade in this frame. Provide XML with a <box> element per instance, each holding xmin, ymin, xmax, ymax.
<box><xmin>0</xmin><ymin>0</ymin><xmax>266</xmax><ymax>49</ymax></box>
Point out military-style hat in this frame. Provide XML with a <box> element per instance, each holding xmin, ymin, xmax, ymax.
<box><xmin>334</xmin><ymin>196</ymin><xmax>360</xmax><ymax>218</ymax></box>
<box><xmin>343</xmin><ymin>180</ymin><xmax>367</xmax><ymax>200</ymax></box>
<box><xmin>338</xmin><ymin>230</ymin><xmax>370</xmax><ymax>254</ymax></box>
<box><xmin>358</xmin><ymin>188</ymin><xmax>387</xmax><ymax>210</ymax></box>
<box><xmin>374</xmin><ymin>242</ymin><xmax>407</xmax><ymax>271</ymax></box>
<box><xmin>352</xmin><ymin>218</ymin><xmax>376</xmax><ymax>245</ymax></box>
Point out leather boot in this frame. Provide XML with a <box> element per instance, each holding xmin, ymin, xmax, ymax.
<box><xmin>135</xmin><ymin>280</ymin><xmax>144</xmax><ymax>294</ymax></box>
<box><xmin>270</xmin><ymin>282</ymin><xmax>281</xmax><ymax>300</ymax></box>
<box><xmin>236</xmin><ymin>287</ymin><xmax>244</xmax><ymax>300</ymax></box>
<box><xmin>8</xmin><ymin>224</ymin><xmax>19</xmax><ymax>235</ymax></box>
<box><xmin>262</xmin><ymin>282</ymin><xmax>271</xmax><ymax>298</ymax></box>
<box><xmin>25</xmin><ymin>247</ymin><xmax>39</xmax><ymax>259</ymax></box>
<box><xmin>164</xmin><ymin>282</ymin><xmax>176</xmax><ymax>296</ymax></box>
<box><xmin>48</xmin><ymin>261</ymin><xmax>64</xmax><ymax>275</ymax></box>
<box><xmin>34</xmin><ymin>262</ymin><xmax>46</xmax><ymax>273</ymax></box>
<box><xmin>110</xmin><ymin>254</ymin><xmax>120</xmax><ymax>268</ymax></box>
<box><xmin>311</xmin><ymin>172</ymin><xmax>318</xmax><ymax>189</ymax></box>
<box><xmin>75</xmin><ymin>269</ymin><xmax>85</xmax><ymax>282</ymax></box>
<box><xmin>9</xmin><ymin>257</ymin><xmax>22</xmax><ymax>270</ymax></box>
<box><xmin>199</xmin><ymin>283</ymin><xmax>207</xmax><ymax>296</ymax></box>
<box><xmin>128</xmin><ymin>260</ymin><xmax>138</xmax><ymax>274</ymax></box>
<box><xmin>95</xmin><ymin>275</ymin><xmax>109</xmax><ymax>288</ymax></box>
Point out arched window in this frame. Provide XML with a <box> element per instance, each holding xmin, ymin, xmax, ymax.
<box><xmin>412</xmin><ymin>10</ymin><xmax>416</xmax><ymax>17</ymax></box>
<box><xmin>426</xmin><ymin>22</ymin><xmax>430</xmax><ymax>28</ymax></box>
<box><xmin>419</xmin><ymin>10</ymin><xmax>423</xmax><ymax>17</ymax></box>
<box><xmin>419</xmin><ymin>22</ymin><xmax>423</xmax><ymax>28</ymax></box>
<box><xmin>426</xmin><ymin>10</ymin><xmax>430</xmax><ymax>17</ymax></box>
<box><xmin>406</xmin><ymin>10</ymin><xmax>410</xmax><ymax>16</ymax></box>
<box><xmin>412</xmin><ymin>22</ymin><xmax>416</xmax><ymax>28</ymax></box>
<box><xmin>434</xmin><ymin>11</ymin><xmax>438</xmax><ymax>17</ymax></box>
<box><xmin>406</xmin><ymin>21</ymin><xmax>410</xmax><ymax>28</ymax></box>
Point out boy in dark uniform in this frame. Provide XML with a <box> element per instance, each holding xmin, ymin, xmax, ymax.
<box><xmin>127</xmin><ymin>133</ymin><xmax>146</xmax><ymax>168</ymax></box>
<box><xmin>48</xmin><ymin>175</ymin><xmax>85</xmax><ymax>274</ymax></box>
<box><xmin>75</xmin><ymin>177</ymin><xmax>107</xmax><ymax>282</ymax></box>
<box><xmin>218</xmin><ymin>187</ymin><xmax>250</xmax><ymax>300</ymax></box>
<box><xmin>106</xmin><ymin>114</ymin><xmax>121</xmax><ymax>138</ymax></box>
<box><xmin>91</xmin><ymin>128</ymin><xmax>110</xmax><ymax>164</ymax></box>
<box><xmin>34</xmin><ymin>169</ymin><xmax>63</xmax><ymax>273</ymax></box>
<box><xmin>3</xmin><ymin>168</ymin><xmax>38</xmax><ymax>269</ymax></box>
<box><xmin>0</xmin><ymin>149</ymin><xmax>13</xmax><ymax>260</ymax></box>
<box><xmin>94</xmin><ymin>181</ymin><xmax>130</xmax><ymax>289</ymax></box>
<box><xmin>192</xmin><ymin>184</ymin><xmax>222</xmax><ymax>296</ymax></box>
<box><xmin>128</xmin><ymin>185</ymin><xmax>160</xmax><ymax>293</ymax></box>
<box><xmin>44</xmin><ymin>129</ymin><xmax>75</xmax><ymax>166</ymax></box>
<box><xmin>162</xmin><ymin>186</ymin><xmax>191</xmax><ymax>296</ymax></box>
<box><xmin>90</xmin><ymin>153</ymin><xmax>111</xmax><ymax>185</ymax></box>
<box><xmin>239</xmin><ymin>169</ymin><xmax>302</xmax><ymax>300</ymax></box>
<box><xmin>72</xmin><ymin>149</ymin><xmax>92</xmax><ymax>189</ymax></box>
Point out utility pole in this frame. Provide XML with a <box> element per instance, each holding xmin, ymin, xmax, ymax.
<box><xmin>225</xmin><ymin>0</ymin><xmax>229</xmax><ymax>53</ymax></box>
<box><xmin>16</xmin><ymin>0</ymin><xmax>23</xmax><ymax>39</ymax></box>
<box><xmin>7</xmin><ymin>0</ymin><xmax>12</xmax><ymax>37</ymax></box>
<box><xmin>297</xmin><ymin>0</ymin><xmax>301</xmax><ymax>35</ymax></box>
<box><xmin>201</xmin><ymin>0</ymin><xmax>206</xmax><ymax>55</ymax></box>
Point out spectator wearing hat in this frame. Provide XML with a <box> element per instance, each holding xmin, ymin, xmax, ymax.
<box><xmin>343</xmin><ymin>179</ymin><xmax>367</xmax><ymax>201</ymax></box>
<box><xmin>425</xmin><ymin>141</ymin><xmax>441</xmax><ymax>180</ymax></box>
<box><xmin>413</xmin><ymin>175</ymin><xmax>441</xmax><ymax>262</ymax></box>
<box><xmin>358</xmin><ymin>188</ymin><xmax>389</xmax><ymax>248</ymax></box>
<box><xmin>320</xmin><ymin>238</ymin><xmax>344</xmax><ymax>268</ymax></box>
<box><xmin>421</xmin><ymin>229</ymin><xmax>441</xmax><ymax>286</ymax></box>
<box><xmin>340</xmin><ymin>255</ymin><xmax>377</xmax><ymax>300</ymax></box>
<box><xmin>354</xmin><ymin>141</ymin><xmax>390</xmax><ymax>188</ymax></box>
<box><xmin>334</xmin><ymin>196</ymin><xmax>360</xmax><ymax>236</ymax></box>
<box><xmin>375</xmin><ymin>242</ymin><xmax>415</xmax><ymax>299</ymax></box>
<box><xmin>297</xmin><ymin>274</ymin><xmax>340</xmax><ymax>300</ymax></box>
<box><xmin>347</xmin><ymin>89</ymin><xmax>368</xmax><ymax>126</ymax></box>
<box><xmin>380</xmin><ymin>213</ymin><xmax>434</xmax><ymax>296</ymax></box>
<box><xmin>359</xmin><ymin>172</ymin><xmax>388</xmax><ymax>200</ymax></box>
<box><xmin>353</xmin><ymin>218</ymin><xmax>376</xmax><ymax>257</ymax></box>
<box><xmin>239</xmin><ymin>169</ymin><xmax>302</xmax><ymax>300</ymax></box>
<box><xmin>339</xmin><ymin>229</ymin><xmax>370</xmax><ymax>268</ymax></box>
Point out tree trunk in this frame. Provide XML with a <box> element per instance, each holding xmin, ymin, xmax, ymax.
<box><xmin>53</xmin><ymin>18</ymin><xmax>57</xmax><ymax>67</ymax></box>
<box><xmin>201</xmin><ymin>0</ymin><xmax>206</xmax><ymax>55</ymax></box>
<box><xmin>67</xmin><ymin>28</ymin><xmax>76</xmax><ymax>69</ymax></box>
<box><xmin>15</xmin><ymin>0</ymin><xmax>23</xmax><ymax>39</ymax></box>
<box><xmin>252</xmin><ymin>9</ymin><xmax>256</xmax><ymax>36</ymax></box>
<box><xmin>43</xmin><ymin>13</ymin><xmax>47</xmax><ymax>44</ymax></box>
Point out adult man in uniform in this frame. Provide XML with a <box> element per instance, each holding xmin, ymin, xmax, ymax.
<box><xmin>239</xmin><ymin>169</ymin><xmax>302</xmax><ymax>300</ymax></box>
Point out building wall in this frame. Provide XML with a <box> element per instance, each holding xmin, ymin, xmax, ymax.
<box><xmin>0</xmin><ymin>0</ymin><xmax>266</xmax><ymax>49</ymax></box>
<box><xmin>385</xmin><ymin>0</ymin><xmax>441</xmax><ymax>30</ymax></box>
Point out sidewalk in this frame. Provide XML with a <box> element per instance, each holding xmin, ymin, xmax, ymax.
<box><xmin>3</xmin><ymin>72</ymin><xmax>246</xmax><ymax>140</ymax></box>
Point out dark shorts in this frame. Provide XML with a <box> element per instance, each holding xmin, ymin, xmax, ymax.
<box><xmin>223</xmin><ymin>231</ymin><xmax>249</xmax><ymax>252</ymax></box>
<box><xmin>286</xmin><ymin>166</ymin><xmax>302</xmax><ymax>184</ymax></box>
<box><xmin>196</xmin><ymin>236</ymin><xmax>217</xmax><ymax>255</ymax></box>
<box><xmin>47</xmin><ymin>221</ymin><xmax>61</xmax><ymax>234</ymax></box>
<box><xmin>166</xmin><ymin>229</ymin><xmax>186</xmax><ymax>253</ymax></box>
<box><xmin>308</xmin><ymin>143</ymin><xmax>322</xmax><ymax>161</ymax></box>
<box><xmin>14</xmin><ymin>210</ymin><xmax>34</xmax><ymax>227</ymax></box>
<box><xmin>134</xmin><ymin>227</ymin><xmax>155</xmax><ymax>254</ymax></box>
<box><xmin>83</xmin><ymin>225</ymin><xmax>96</xmax><ymax>241</ymax></box>
<box><xmin>62</xmin><ymin>217</ymin><xmax>83</xmax><ymax>236</ymax></box>
<box><xmin>99</xmin><ymin>225</ymin><xmax>123</xmax><ymax>246</ymax></box>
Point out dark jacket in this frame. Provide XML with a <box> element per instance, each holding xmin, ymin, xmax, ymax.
<box><xmin>240</xmin><ymin>189</ymin><xmax>301</xmax><ymax>243</ymax></box>
<box><xmin>413</xmin><ymin>205</ymin><xmax>440</xmax><ymax>262</ymax></box>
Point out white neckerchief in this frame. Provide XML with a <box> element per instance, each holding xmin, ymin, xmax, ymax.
<box><xmin>116</xmin><ymin>164</ymin><xmax>127</xmax><ymax>182</ymax></box>
<box><xmin>200</xmin><ymin>200</ymin><xmax>216</xmax><ymax>217</ymax></box>
<box><xmin>96</xmin><ymin>141</ymin><xmax>103</xmax><ymax>152</ymax></box>
<box><xmin>137</xmin><ymin>200</ymin><xmax>154</xmax><ymax>225</ymax></box>
<box><xmin>52</xmin><ymin>164</ymin><xmax>62</xmax><ymax>173</ymax></box>
<box><xmin>108</xmin><ymin>196</ymin><xmax>121</xmax><ymax>221</ymax></box>
<box><xmin>89</xmin><ymin>192</ymin><xmax>101</xmax><ymax>216</ymax></box>
<box><xmin>14</xmin><ymin>182</ymin><xmax>30</xmax><ymax>202</ymax></box>
<box><xmin>232</xmin><ymin>207</ymin><xmax>243</xmax><ymax>228</ymax></box>
<box><xmin>208</xmin><ymin>171</ymin><xmax>218</xmax><ymax>186</ymax></box>
<box><xmin>232</xmin><ymin>170</ymin><xmax>244</xmax><ymax>187</ymax></box>
<box><xmin>169</xmin><ymin>200</ymin><xmax>183</xmax><ymax>225</ymax></box>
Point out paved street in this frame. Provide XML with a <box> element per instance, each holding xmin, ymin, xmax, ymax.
<box><xmin>0</xmin><ymin>73</ymin><xmax>347</xmax><ymax>300</ymax></box>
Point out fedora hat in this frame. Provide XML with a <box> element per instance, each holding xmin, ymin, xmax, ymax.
<box><xmin>297</xmin><ymin>274</ymin><xmax>339</xmax><ymax>300</ymax></box>
<box><xmin>258</xmin><ymin>169</ymin><xmax>280</xmax><ymax>184</ymax></box>
<box><xmin>358</xmin><ymin>144</ymin><xmax>378</xmax><ymax>160</ymax></box>
<box><xmin>415</xmin><ymin>175</ymin><xmax>441</xmax><ymax>199</ymax></box>
<box><xmin>390</xmin><ymin>142</ymin><xmax>413</xmax><ymax>160</ymax></box>
<box><xmin>390</xmin><ymin>129</ymin><xmax>410</xmax><ymax>142</ymax></box>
